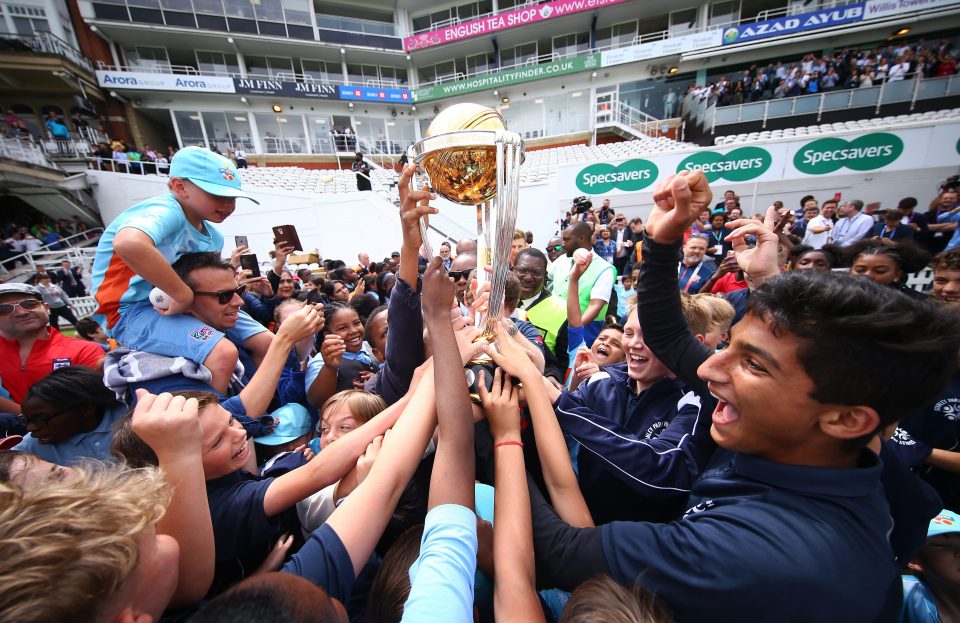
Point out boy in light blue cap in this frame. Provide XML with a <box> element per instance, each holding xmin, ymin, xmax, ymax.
<box><xmin>902</xmin><ymin>509</ymin><xmax>960</xmax><ymax>622</ymax></box>
<box><xmin>254</xmin><ymin>403</ymin><xmax>314</xmax><ymax>465</ymax></box>
<box><xmin>90</xmin><ymin>146</ymin><xmax>269</xmax><ymax>394</ymax></box>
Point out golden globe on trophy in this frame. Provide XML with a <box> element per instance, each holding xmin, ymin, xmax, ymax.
<box><xmin>408</xmin><ymin>103</ymin><xmax>524</xmax><ymax>339</ymax></box>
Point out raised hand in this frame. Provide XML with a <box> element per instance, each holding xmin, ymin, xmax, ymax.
<box><xmin>131</xmin><ymin>389</ymin><xmax>202</xmax><ymax>457</ymax></box>
<box><xmin>481</xmin><ymin>320</ymin><xmax>539</xmax><ymax>383</ymax></box>
<box><xmin>645</xmin><ymin>170</ymin><xmax>713</xmax><ymax>244</ymax></box>
<box><xmin>421</xmin><ymin>256</ymin><xmax>455</xmax><ymax>318</ymax></box>
<box><xmin>398</xmin><ymin>163</ymin><xmax>439</xmax><ymax>250</ymax></box>
<box><xmin>320</xmin><ymin>334</ymin><xmax>346</xmax><ymax>369</ymax></box>
<box><xmin>277</xmin><ymin>302</ymin><xmax>324</xmax><ymax>343</ymax></box>
<box><xmin>725</xmin><ymin>209</ymin><xmax>782</xmax><ymax>286</ymax></box>
<box><xmin>477</xmin><ymin>367</ymin><xmax>521</xmax><ymax>442</ymax></box>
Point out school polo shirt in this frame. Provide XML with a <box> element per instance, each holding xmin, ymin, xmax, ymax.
<box><xmin>401</xmin><ymin>504</ymin><xmax>478</xmax><ymax>623</ymax></box>
<box><xmin>206</xmin><ymin>469</ymin><xmax>300</xmax><ymax>595</ymax></box>
<box><xmin>282</xmin><ymin>524</ymin><xmax>355</xmax><ymax>603</ymax></box>
<box><xmin>14</xmin><ymin>405</ymin><xmax>124</xmax><ymax>465</ymax></box>
<box><xmin>601</xmin><ymin>451</ymin><xmax>902</xmax><ymax>622</ymax></box>
<box><xmin>0</xmin><ymin>327</ymin><xmax>104</xmax><ymax>403</ymax></box>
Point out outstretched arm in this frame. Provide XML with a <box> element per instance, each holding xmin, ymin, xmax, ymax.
<box><xmin>422</xmin><ymin>256</ymin><xmax>475</xmax><ymax>510</ymax></box>
<box><xmin>131</xmin><ymin>390</ymin><xmax>214</xmax><ymax>606</ymax></box>
<box><xmin>484</xmin><ymin>321</ymin><xmax>593</xmax><ymax>528</ymax></box>
<box><xmin>479</xmin><ymin>365</ymin><xmax>547</xmax><ymax>623</ymax></box>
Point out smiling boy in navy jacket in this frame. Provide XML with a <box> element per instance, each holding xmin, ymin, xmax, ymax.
<box><xmin>527</xmin><ymin>171</ymin><xmax>958</xmax><ymax>623</ymax></box>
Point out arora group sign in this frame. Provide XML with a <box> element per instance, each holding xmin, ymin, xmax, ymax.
<box><xmin>96</xmin><ymin>71</ymin><xmax>236</xmax><ymax>93</ymax></box>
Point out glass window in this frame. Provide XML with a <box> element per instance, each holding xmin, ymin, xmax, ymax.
<box><xmin>174</xmin><ymin>111</ymin><xmax>205</xmax><ymax>147</ymax></box>
<box><xmin>302</xmin><ymin>59</ymin><xmax>334</xmax><ymax>82</ymax></box>
<box><xmin>552</xmin><ymin>32</ymin><xmax>589</xmax><ymax>58</ymax></box>
<box><xmin>306</xmin><ymin>114</ymin><xmax>334</xmax><ymax>153</ymax></box>
<box><xmin>254</xmin><ymin>112</ymin><xmax>305</xmax><ymax>153</ymax></box>
<box><xmin>160</xmin><ymin>0</ymin><xmax>192</xmax><ymax>10</ymax></box>
<box><xmin>466</xmin><ymin>52</ymin><xmax>491</xmax><ymax>75</ymax></box>
<box><xmin>254</xmin><ymin>0</ymin><xmax>284</xmax><ymax>22</ymax></box>
<box><xmin>387</xmin><ymin>118</ymin><xmax>415</xmax><ymax>154</ymax></box>
<box><xmin>669</xmin><ymin>8</ymin><xmax>697</xmax><ymax>34</ymax></box>
<box><xmin>202</xmin><ymin>111</ymin><xmax>253</xmax><ymax>151</ymax></box>
<box><xmin>709</xmin><ymin>0</ymin><xmax>739</xmax><ymax>26</ymax></box>
<box><xmin>224</xmin><ymin>0</ymin><xmax>256</xmax><ymax>19</ymax></box>
<box><xmin>192</xmin><ymin>0</ymin><xmax>224</xmax><ymax>16</ymax></box>
<box><xmin>124</xmin><ymin>46</ymin><xmax>171</xmax><ymax>71</ymax></box>
<box><xmin>281</xmin><ymin>0</ymin><xmax>310</xmax><ymax>26</ymax></box>
<box><xmin>195</xmin><ymin>51</ymin><xmax>238</xmax><ymax>76</ymax></box>
<box><xmin>501</xmin><ymin>42</ymin><xmax>537</xmax><ymax>69</ymax></box>
<box><xmin>246</xmin><ymin>56</ymin><xmax>293</xmax><ymax>79</ymax></box>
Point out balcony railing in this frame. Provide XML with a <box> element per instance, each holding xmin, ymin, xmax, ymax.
<box><xmin>316</xmin><ymin>14</ymin><xmax>396</xmax><ymax>37</ymax></box>
<box><xmin>0</xmin><ymin>32</ymin><xmax>93</xmax><ymax>71</ymax></box>
<box><xmin>709</xmin><ymin>74</ymin><xmax>960</xmax><ymax>129</ymax></box>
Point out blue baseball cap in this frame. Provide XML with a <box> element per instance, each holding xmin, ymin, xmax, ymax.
<box><xmin>928</xmin><ymin>509</ymin><xmax>960</xmax><ymax>538</ymax></box>
<box><xmin>169</xmin><ymin>146</ymin><xmax>259</xmax><ymax>204</ymax></box>
<box><xmin>254</xmin><ymin>404</ymin><xmax>312</xmax><ymax>446</ymax></box>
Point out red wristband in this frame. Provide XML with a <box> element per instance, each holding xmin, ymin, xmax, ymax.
<box><xmin>495</xmin><ymin>440</ymin><xmax>523</xmax><ymax>449</ymax></box>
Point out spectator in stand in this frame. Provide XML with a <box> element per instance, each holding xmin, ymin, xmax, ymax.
<box><xmin>832</xmin><ymin>199</ymin><xmax>874</xmax><ymax>246</ymax></box>
<box><xmin>598</xmin><ymin>198</ymin><xmax>614</xmax><ymax>225</ymax></box>
<box><xmin>56</xmin><ymin>260</ymin><xmax>86</xmax><ymax>297</ymax></box>
<box><xmin>871</xmin><ymin>209</ymin><xmax>915</xmax><ymax>242</ymax></box>
<box><xmin>34</xmin><ymin>274</ymin><xmax>78</xmax><ymax>330</ymax></box>
<box><xmin>3</xmin><ymin>109</ymin><xmax>30</xmax><ymax>137</ymax></box>
<box><xmin>352</xmin><ymin>152</ymin><xmax>371</xmax><ymax>192</ymax></box>
<box><xmin>44</xmin><ymin>111</ymin><xmax>70</xmax><ymax>152</ymax></box>
<box><xmin>801</xmin><ymin>204</ymin><xmax>833</xmax><ymax>249</ymax></box>
<box><xmin>0</xmin><ymin>284</ymin><xmax>103</xmax><ymax>408</ymax></box>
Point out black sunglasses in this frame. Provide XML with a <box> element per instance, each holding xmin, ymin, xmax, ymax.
<box><xmin>0</xmin><ymin>298</ymin><xmax>43</xmax><ymax>316</ymax></box>
<box><xmin>193</xmin><ymin>285</ymin><xmax>246</xmax><ymax>304</ymax></box>
<box><xmin>22</xmin><ymin>405</ymin><xmax>74</xmax><ymax>429</ymax></box>
<box><xmin>447</xmin><ymin>270</ymin><xmax>471</xmax><ymax>281</ymax></box>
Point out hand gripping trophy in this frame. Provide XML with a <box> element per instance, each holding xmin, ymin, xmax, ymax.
<box><xmin>408</xmin><ymin>103</ymin><xmax>524</xmax><ymax>340</ymax></box>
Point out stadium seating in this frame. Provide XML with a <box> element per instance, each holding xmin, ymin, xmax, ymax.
<box><xmin>520</xmin><ymin>135</ymin><xmax>695</xmax><ymax>184</ymax></box>
<box><xmin>713</xmin><ymin>108</ymin><xmax>960</xmax><ymax>146</ymax></box>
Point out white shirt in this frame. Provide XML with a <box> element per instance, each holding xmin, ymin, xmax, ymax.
<box><xmin>802</xmin><ymin>215</ymin><xmax>832</xmax><ymax>249</ymax></box>
<box><xmin>832</xmin><ymin>212</ymin><xmax>875</xmax><ymax>246</ymax></box>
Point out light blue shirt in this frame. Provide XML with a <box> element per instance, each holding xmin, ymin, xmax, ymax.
<box><xmin>900</xmin><ymin>575</ymin><xmax>940</xmax><ymax>622</ymax></box>
<box><xmin>613</xmin><ymin>284</ymin><xmax>635</xmax><ymax>319</ymax></box>
<box><xmin>304</xmin><ymin>341</ymin><xmax>375</xmax><ymax>395</ymax></box>
<box><xmin>14</xmin><ymin>406</ymin><xmax>124</xmax><ymax>465</ymax></box>
<box><xmin>938</xmin><ymin>209</ymin><xmax>960</xmax><ymax>251</ymax></box>
<box><xmin>401</xmin><ymin>504</ymin><xmax>477</xmax><ymax>623</ymax></box>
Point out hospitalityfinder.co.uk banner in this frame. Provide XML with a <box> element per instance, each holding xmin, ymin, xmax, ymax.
<box><xmin>413</xmin><ymin>54</ymin><xmax>600</xmax><ymax>102</ymax></box>
<box><xmin>403</xmin><ymin>0</ymin><xmax>627</xmax><ymax>52</ymax></box>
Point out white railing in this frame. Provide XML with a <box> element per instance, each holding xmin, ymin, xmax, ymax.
<box><xmin>0</xmin><ymin>229</ymin><xmax>103</xmax><ymax>279</ymax></box>
<box><xmin>708</xmin><ymin>74</ymin><xmax>960</xmax><ymax>130</ymax></box>
<box><xmin>0</xmin><ymin>137</ymin><xmax>55</xmax><ymax>168</ymax></box>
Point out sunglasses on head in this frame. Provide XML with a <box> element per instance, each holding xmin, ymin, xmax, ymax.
<box><xmin>0</xmin><ymin>298</ymin><xmax>43</xmax><ymax>316</ymax></box>
<box><xmin>192</xmin><ymin>285</ymin><xmax>246</xmax><ymax>304</ymax></box>
<box><xmin>447</xmin><ymin>270</ymin><xmax>471</xmax><ymax>281</ymax></box>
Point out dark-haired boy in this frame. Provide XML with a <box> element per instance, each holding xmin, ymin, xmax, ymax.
<box><xmin>528</xmin><ymin>172</ymin><xmax>958</xmax><ymax>622</ymax></box>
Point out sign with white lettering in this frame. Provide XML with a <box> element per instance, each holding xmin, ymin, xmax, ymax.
<box><xmin>96</xmin><ymin>71</ymin><xmax>236</xmax><ymax>93</ymax></box>
<box><xmin>721</xmin><ymin>3</ymin><xmax>865</xmax><ymax>45</ymax></box>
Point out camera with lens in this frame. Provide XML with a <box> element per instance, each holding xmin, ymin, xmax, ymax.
<box><xmin>940</xmin><ymin>175</ymin><xmax>960</xmax><ymax>193</ymax></box>
<box><xmin>572</xmin><ymin>196</ymin><xmax>593</xmax><ymax>214</ymax></box>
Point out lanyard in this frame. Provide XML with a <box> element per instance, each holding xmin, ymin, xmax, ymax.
<box><xmin>679</xmin><ymin>262</ymin><xmax>703</xmax><ymax>292</ymax></box>
<box><xmin>880</xmin><ymin>226</ymin><xmax>895</xmax><ymax>239</ymax></box>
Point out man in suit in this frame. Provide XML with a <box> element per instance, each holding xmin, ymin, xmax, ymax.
<box><xmin>56</xmin><ymin>260</ymin><xmax>86</xmax><ymax>297</ymax></box>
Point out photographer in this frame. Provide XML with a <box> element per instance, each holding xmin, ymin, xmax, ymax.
<box><xmin>571</xmin><ymin>196</ymin><xmax>592</xmax><ymax>221</ymax></box>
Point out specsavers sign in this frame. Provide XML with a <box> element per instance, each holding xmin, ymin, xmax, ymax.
<box><xmin>558</xmin><ymin>128</ymin><xmax>953</xmax><ymax>199</ymax></box>
<box><xmin>677</xmin><ymin>147</ymin><xmax>772</xmax><ymax>182</ymax></box>
<box><xmin>413</xmin><ymin>54</ymin><xmax>599</xmax><ymax>102</ymax></box>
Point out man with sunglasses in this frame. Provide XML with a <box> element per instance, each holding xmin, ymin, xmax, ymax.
<box><xmin>0</xmin><ymin>283</ymin><xmax>103</xmax><ymax>408</ymax></box>
<box><xmin>545</xmin><ymin>237</ymin><xmax>564</xmax><ymax>264</ymax></box>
